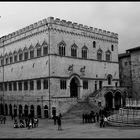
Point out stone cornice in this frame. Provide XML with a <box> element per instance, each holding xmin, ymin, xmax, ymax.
<box><xmin>0</xmin><ymin>17</ymin><xmax>118</xmax><ymax>47</ymax></box>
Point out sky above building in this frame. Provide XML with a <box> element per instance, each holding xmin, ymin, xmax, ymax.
<box><xmin>0</xmin><ymin>2</ymin><xmax>139</xmax><ymax>53</ymax></box>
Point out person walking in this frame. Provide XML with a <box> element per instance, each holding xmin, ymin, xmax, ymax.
<box><xmin>82</xmin><ymin>113</ymin><xmax>85</xmax><ymax>123</ymax></box>
<box><xmin>3</xmin><ymin>116</ymin><xmax>6</xmax><ymax>124</ymax></box>
<box><xmin>57</xmin><ymin>116</ymin><xmax>62</xmax><ymax>130</ymax></box>
<box><xmin>100</xmin><ymin>115</ymin><xmax>104</xmax><ymax>128</ymax></box>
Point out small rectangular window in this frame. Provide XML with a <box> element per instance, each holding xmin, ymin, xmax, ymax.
<box><xmin>30</xmin><ymin>80</ymin><xmax>34</xmax><ymax>90</ymax></box>
<box><xmin>60</xmin><ymin>80</ymin><xmax>67</xmax><ymax>89</ymax></box>
<box><xmin>83</xmin><ymin>80</ymin><xmax>88</xmax><ymax>89</ymax></box>
<box><xmin>4</xmin><ymin>82</ymin><xmax>7</xmax><ymax>91</ymax></box>
<box><xmin>37</xmin><ymin>79</ymin><xmax>41</xmax><ymax>90</ymax></box>
<box><xmin>18</xmin><ymin>82</ymin><xmax>22</xmax><ymax>91</ymax></box>
<box><xmin>9</xmin><ymin>82</ymin><xmax>12</xmax><ymax>91</ymax></box>
<box><xmin>13</xmin><ymin>82</ymin><xmax>17</xmax><ymax>91</ymax></box>
<box><xmin>43</xmin><ymin>79</ymin><xmax>48</xmax><ymax>89</ymax></box>
<box><xmin>24</xmin><ymin>81</ymin><xmax>28</xmax><ymax>90</ymax></box>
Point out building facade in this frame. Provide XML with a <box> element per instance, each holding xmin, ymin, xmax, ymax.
<box><xmin>0</xmin><ymin>17</ymin><xmax>122</xmax><ymax>118</ymax></box>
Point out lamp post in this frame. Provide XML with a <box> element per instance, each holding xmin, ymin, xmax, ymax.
<box><xmin>48</xmin><ymin>23</ymin><xmax>51</xmax><ymax>119</ymax></box>
<box><xmin>2</xmin><ymin>36</ymin><xmax>5</xmax><ymax>115</ymax></box>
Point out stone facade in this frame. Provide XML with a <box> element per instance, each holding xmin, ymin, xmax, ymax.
<box><xmin>0</xmin><ymin>17</ymin><xmax>119</xmax><ymax>118</ymax></box>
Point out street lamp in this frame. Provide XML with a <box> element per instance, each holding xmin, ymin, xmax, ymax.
<box><xmin>2</xmin><ymin>36</ymin><xmax>5</xmax><ymax>115</ymax></box>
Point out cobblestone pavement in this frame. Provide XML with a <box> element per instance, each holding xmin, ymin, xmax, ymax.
<box><xmin>0</xmin><ymin>117</ymin><xmax>140</xmax><ymax>138</ymax></box>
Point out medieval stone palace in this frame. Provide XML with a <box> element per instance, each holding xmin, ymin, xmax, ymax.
<box><xmin>0</xmin><ymin>17</ymin><xmax>127</xmax><ymax>118</ymax></box>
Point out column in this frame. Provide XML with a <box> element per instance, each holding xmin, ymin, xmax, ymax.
<box><xmin>112</xmin><ymin>95</ymin><xmax>115</xmax><ymax>109</ymax></box>
<box><xmin>121</xmin><ymin>97</ymin><xmax>123</xmax><ymax>107</ymax></box>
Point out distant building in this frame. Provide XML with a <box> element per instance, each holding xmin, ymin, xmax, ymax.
<box><xmin>0</xmin><ymin>17</ymin><xmax>126</xmax><ymax>118</ymax></box>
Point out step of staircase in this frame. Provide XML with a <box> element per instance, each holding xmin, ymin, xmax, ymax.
<box><xmin>63</xmin><ymin>101</ymin><xmax>99</xmax><ymax>120</ymax></box>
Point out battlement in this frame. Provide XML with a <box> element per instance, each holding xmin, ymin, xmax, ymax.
<box><xmin>0</xmin><ymin>16</ymin><xmax>118</xmax><ymax>43</ymax></box>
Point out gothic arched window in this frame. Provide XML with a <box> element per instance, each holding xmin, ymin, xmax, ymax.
<box><xmin>18</xmin><ymin>49</ymin><xmax>23</xmax><ymax>61</ymax></box>
<box><xmin>36</xmin><ymin>42</ymin><xmax>41</xmax><ymax>57</ymax></box>
<box><xmin>58</xmin><ymin>41</ymin><xmax>66</xmax><ymax>56</ymax></box>
<box><xmin>82</xmin><ymin>46</ymin><xmax>88</xmax><ymax>59</ymax></box>
<box><xmin>71</xmin><ymin>43</ymin><xmax>77</xmax><ymax>57</ymax></box>
<box><xmin>29</xmin><ymin>44</ymin><xmax>34</xmax><ymax>59</ymax></box>
<box><xmin>42</xmin><ymin>41</ymin><xmax>48</xmax><ymax>56</ymax></box>
<box><xmin>106</xmin><ymin>50</ymin><xmax>111</xmax><ymax>61</ymax></box>
<box><xmin>107</xmin><ymin>74</ymin><xmax>112</xmax><ymax>85</ymax></box>
<box><xmin>93</xmin><ymin>41</ymin><xmax>96</xmax><ymax>48</ymax></box>
<box><xmin>97</xmin><ymin>48</ymin><xmax>102</xmax><ymax>60</ymax></box>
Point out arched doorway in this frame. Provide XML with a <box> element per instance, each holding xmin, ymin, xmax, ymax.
<box><xmin>115</xmin><ymin>92</ymin><xmax>122</xmax><ymax>110</ymax></box>
<box><xmin>9</xmin><ymin>104</ymin><xmax>12</xmax><ymax>116</ymax></box>
<box><xmin>70</xmin><ymin>77</ymin><xmax>80</xmax><ymax>97</ymax></box>
<box><xmin>30</xmin><ymin>105</ymin><xmax>34</xmax><ymax>117</ymax></box>
<box><xmin>24</xmin><ymin>105</ymin><xmax>28</xmax><ymax>117</ymax></box>
<box><xmin>19</xmin><ymin>105</ymin><xmax>22</xmax><ymax>117</ymax></box>
<box><xmin>0</xmin><ymin>104</ymin><xmax>4</xmax><ymax>115</ymax></box>
<box><xmin>14</xmin><ymin>105</ymin><xmax>17</xmax><ymax>117</ymax></box>
<box><xmin>123</xmin><ymin>91</ymin><xmax>127</xmax><ymax>107</ymax></box>
<box><xmin>37</xmin><ymin>105</ymin><xmax>41</xmax><ymax>118</ymax></box>
<box><xmin>44</xmin><ymin>105</ymin><xmax>48</xmax><ymax>118</ymax></box>
<box><xmin>105</xmin><ymin>92</ymin><xmax>113</xmax><ymax>110</ymax></box>
<box><xmin>52</xmin><ymin>107</ymin><xmax>56</xmax><ymax>117</ymax></box>
<box><xmin>5</xmin><ymin>104</ymin><xmax>8</xmax><ymax>116</ymax></box>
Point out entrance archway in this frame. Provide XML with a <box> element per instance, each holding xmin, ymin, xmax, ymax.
<box><xmin>9</xmin><ymin>104</ymin><xmax>12</xmax><ymax>116</ymax></box>
<box><xmin>14</xmin><ymin>105</ymin><xmax>17</xmax><ymax>117</ymax></box>
<box><xmin>105</xmin><ymin>92</ymin><xmax>113</xmax><ymax>110</ymax></box>
<box><xmin>44</xmin><ymin>105</ymin><xmax>48</xmax><ymax>118</ymax></box>
<box><xmin>70</xmin><ymin>77</ymin><xmax>80</xmax><ymax>97</ymax></box>
<box><xmin>19</xmin><ymin>105</ymin><xmax>22</xmax><ymax>117</ymax></box>
<box><xmin>115</xmin><ymin>92</ymin><xmax>122</xmax><ymax>110</ymax></box>
<box><xmin>37</xmin><ymin>105</ymin><xmax>41</xmax><ymax>118</ymax></box>
<box><xmin>30</xmin><ymin>105</ymin><xmax>34</xmax><ymax>117</ymax></box>
<box><xmin>24</xmin><ymin>105</ymin><xmax>28</xmax><ymax>117</ymax></box>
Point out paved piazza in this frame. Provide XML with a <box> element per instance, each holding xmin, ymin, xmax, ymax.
<box><xmin>0</xmin><ymin>117</ymin><xmax>140</xmax><ymax>138</ymax></box>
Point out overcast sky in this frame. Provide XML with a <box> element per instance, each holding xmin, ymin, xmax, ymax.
<box><xmin>0</xmin><ymin>2</ymin><xmax>139</xmax><ymax>53</ymax></box>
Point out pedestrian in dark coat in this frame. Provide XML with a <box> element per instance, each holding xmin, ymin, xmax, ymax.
<box><xmin>82</xmin><ymin>113</ymin><xmax>85</xmax><ymax>123</ymax></box>
<box><xmin>3</xmin><ymin>116</ymin><xmax>6</xmax><ymax>124</ymax></box>
<box><xmin>57</xmin><ymin>116</ymin><xmax>62</xmax><ymax>130</ymax></box>
<box><xmin>100</xmin><ymin>115</ymin><xmax>104</xmax><ymax>128</ymax></box>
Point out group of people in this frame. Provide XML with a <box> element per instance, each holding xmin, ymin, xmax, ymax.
<box><xmin>0</xmin><ymin>115</ymin><xmax>6</xmax><ymax>124</ymax></box>
<box><xmin>13</xmin><ymin>114</ymin><xmax>39</xmax><ymax>129</ymax></box>
<box><xmin>82</xmin><ymin>108</ymin><xmax>109</xmax><ymax>128</ymax></box>
<box><xmin>52</xmin><ymin>113</ymin><xmax>62</xmax><ymax>130</ymax></box>
<box><xmin>82</xmin><ymin>111</ymin><xmax>99</xmax><ymax>124</ymax></box>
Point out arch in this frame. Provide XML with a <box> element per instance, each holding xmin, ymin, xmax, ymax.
<box><xmin>107</xmin><ymin>74</ymin><xmax>112</xmax><ymax>85</ymax></box>
<box><xmin>71</xmin><ymin>43</ymin><xmax>78</xmax><ymax>57</ymax></box>
<box><xmin>70</xmin><ymin>76</ymin><xmax>80</xmax><ymax>98</ymax></box>
<box><xmin>5</xmin><ymin>104</ymin><xmax>8</xmax><ymax>116</ymax></box>
<box><xmin>14</xmin><ymin>104</ymin><xmax>17</xmax><ymax>117</ymax></box>
<box><xmin>19</xmin><ymin>104</ymin><xmax>22</xmax><ymax>117</ymax></box>
<box><xmin>82</xmin><ymin>45</ymin><xmax>88</xmax><ymax>59</ymax></box>
<box><xmin>35</xmin><ymin>42</ymin><xmax>41</xmax><ymax>48</ymax></box>
<box><xmin>44</xmin><ymin>105</ymin><xmax>48</xmax><ymax>118</ymax></box>
<box><xmin>104</xmin><ymin>92</ymin><xmax>113</xmax><ymax>110</ymax></box>
<box><xmin>52</xmin><ymin>107</ymin><xmax>56</xmax><ymax>117</ymax></box>
<box><xmin>106</xmin><ymin>50</ymin><xmax>111</xmax><ymax>61</ymax></box>
<box><xmin>30</xmin><ymin>105</ymin><xmax>34</xmax><ymax>117</ymax></box>
<box><xmin>114</xmin><ymin>91</ymin><xmax>122</xmax><ymax>110</ymax></box>
<box><xmin>0</xmin><ymin>103</ymin><xmax>4</xmax><ymax>115</ymax></box>
<box><xmin>9</xmin><ymin>104</ymin><xmax>12</xmax><ymax>116</ymax></box>
<box><xmin>42</xmin><ymin>40</ymin><xmax>48</xmax><ymax>46</ymax></box>
<box><xmin>24</xmin><ymin>105</ymin><xmax>28</xmax><ymax>117</ymax></box>
<box><xmin>18</xmin><ymin>48</ymin><xmax>23</xmax><ymax>53</ymax></box>
<box><xmin>97</xmin><ymin>48</ymin><xmax>103</xmax><ymax>60</ymax></box>
<box><xmin>37</xmin><ymin>105</ymin><xmax>41</xmax><ymax>118</ymax></box>
<box><xmin>13</xmin><ymin>50</ymin><xmax>17</xmax><ymax>54</ymax></box>
<box><xmin>58</xmin><ymin>41</ymin><xmax>66</xmax><ymax>56</ymax></box>
<box><xmin>29</xmin><ymin>44</ymin><xmax>34</xmax><ymax>50</ymax></box>
<box><xmin>93</xmin><ymin>41</ymin><xmax>96</xmax><ymax>48</ymax></box>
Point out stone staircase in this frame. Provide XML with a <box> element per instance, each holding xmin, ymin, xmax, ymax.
<box><xmin>63</xmin><ymin>100</ymin><xmax>99</xmax><ymax>120</ymax></box>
